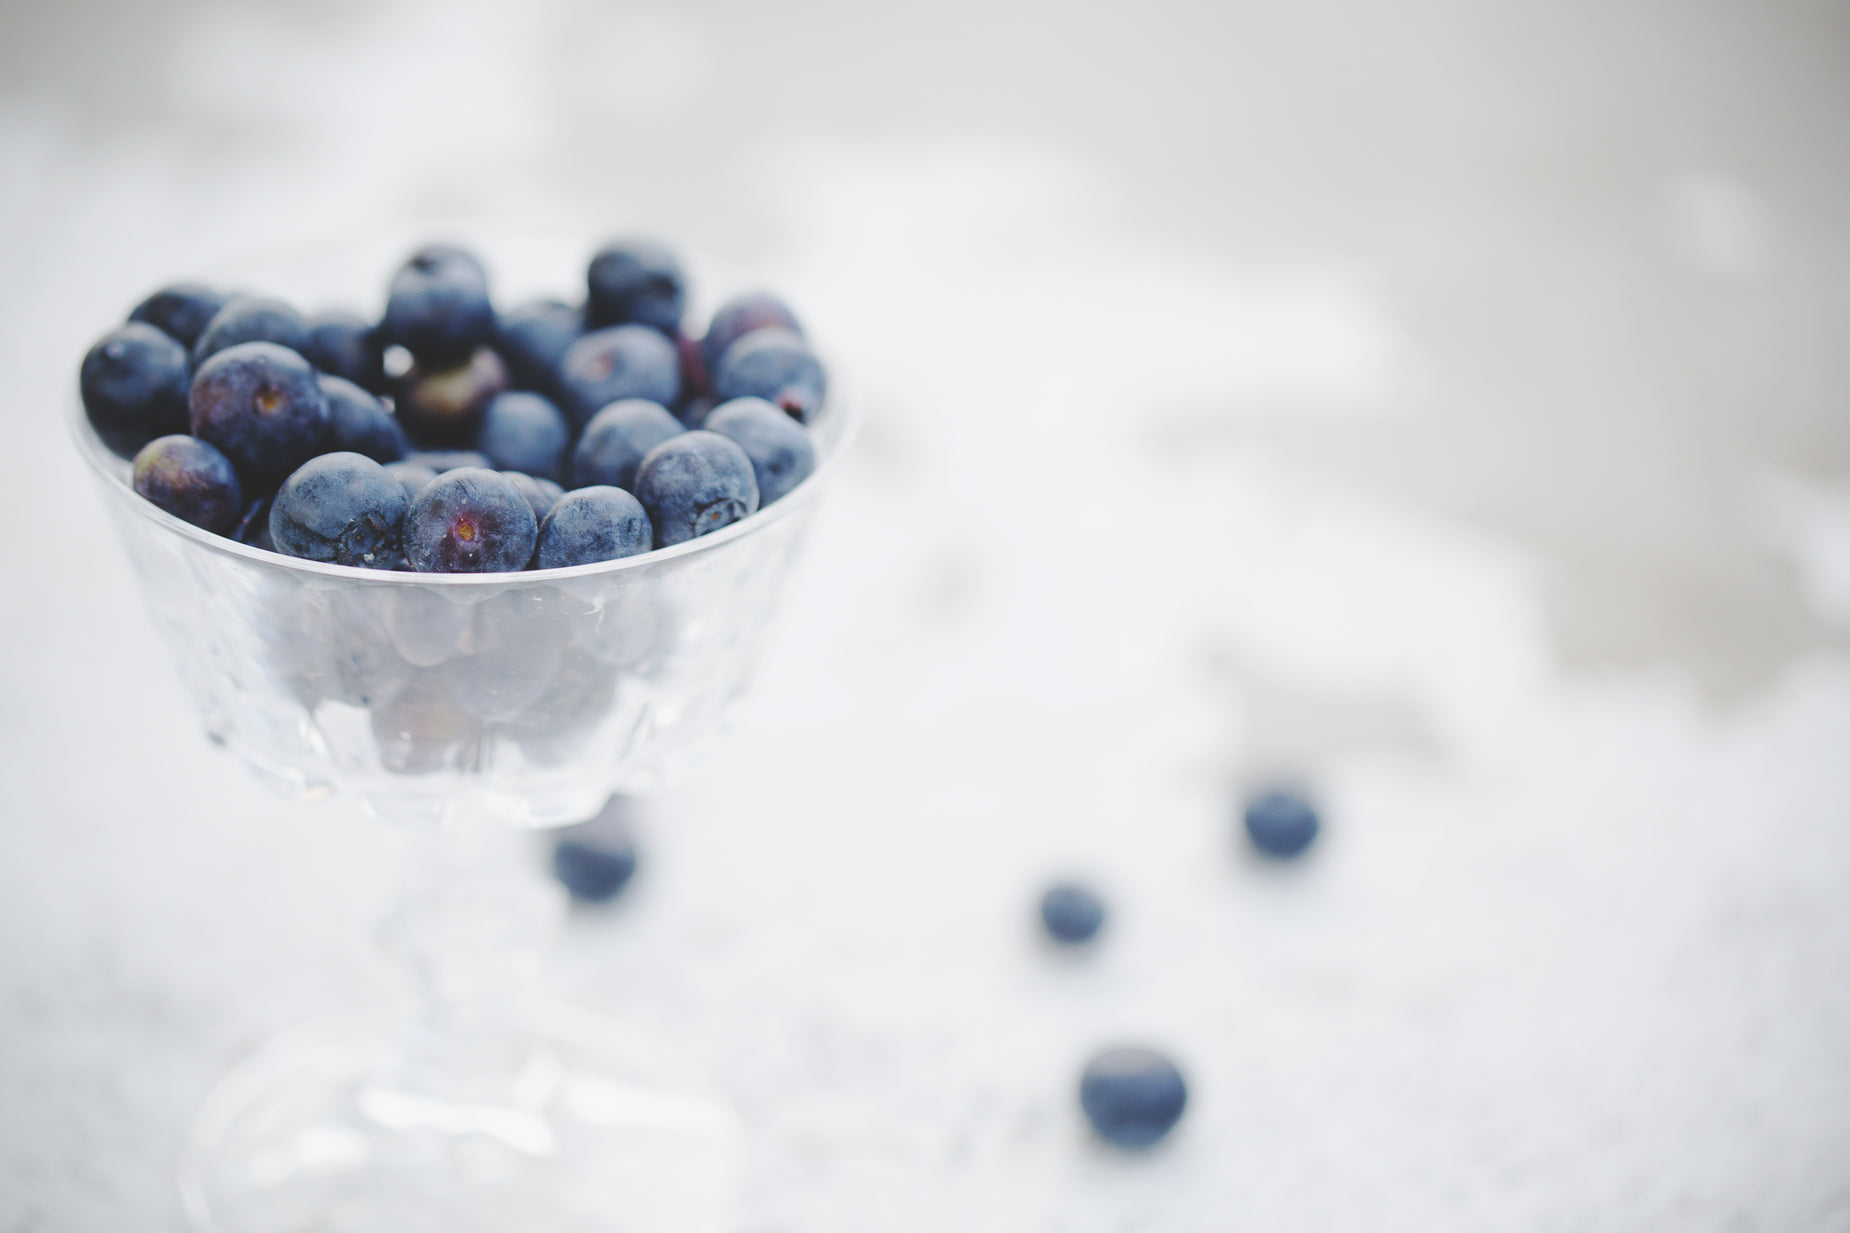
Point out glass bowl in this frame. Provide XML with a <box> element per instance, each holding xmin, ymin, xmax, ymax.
<box><xmin>72</xmin><ymin>246</ymin><xmax>857</xmax><ymax>1233</ymax></box>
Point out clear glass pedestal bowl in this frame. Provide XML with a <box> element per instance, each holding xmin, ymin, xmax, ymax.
<box><xmin>73</xmin><ymin>311</ymin><xmax>855</xmax><ymax>1232</ymax></box>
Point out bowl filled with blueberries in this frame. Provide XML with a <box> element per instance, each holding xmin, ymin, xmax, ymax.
<box><xmin>76</xmin><ymin>238</ymin><xmax>851</xmax><ymax>825</ymax></box>
<box><xmin>74</xmin><ymin>235</ymin><xmax>854</xmax><ymax>1233</ymax></box>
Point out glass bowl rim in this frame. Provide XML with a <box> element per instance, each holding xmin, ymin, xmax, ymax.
<box><xmin>70</xmin><ymin>380</ymin><xmax>858</xmax><ymax>587</ymax></box>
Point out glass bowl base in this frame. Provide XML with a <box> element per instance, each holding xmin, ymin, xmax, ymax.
<box><xmin>179</xmin><ymin>1002</ymin><xmax>741</xmax><ymax>1233</ymax></box>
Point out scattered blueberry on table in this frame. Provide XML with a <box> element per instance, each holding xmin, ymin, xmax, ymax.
<box><xmin>81</xmin><ymin>239</ymin><xmax>828</xmax><ymax>573</ymax></box>
<box><xmin>1079</xmin><ymin>1046</ymin><xmax>1188</xmax><ymax>1150</ymax></box>
<box><xmin>1242</xmin><ymin>787</ymin><xmax>1321</xmax><ymax>859</ymax></box>
<box><xmin>551</xmin><ymin>796</ymin><xmax>641</xmax><ymax>904</ymax></box>
<box><xmin>1039</xmin><ymin>881</ymin><xmax>1107</xmax><ymax>945</ymax></box>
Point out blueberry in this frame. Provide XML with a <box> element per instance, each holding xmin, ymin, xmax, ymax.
<box><xmin>700</xmin><ymin>291</ymin><xmax>803</xmax><ymax>375</ymax></box>
<box><xmin>535</xmin><ymin>486</ymin><xmax>652</xmax><ymax>569</ymax></box>
<box><xmin>711</xmin><ymin>327</ymin><xmax>826</xmax><ymax>423</ymax></box>
<box><xmin>551</xmin><ymin>795</ymin><xmax>640</xmax><ymax>903</ymax></box>
<box><xmin>571</xmin><ymin>398</ymin><xmax>682</xmax><ymax>491</ymax></box>
<box><xmin>495</xmin><ymin>298</ymin><xmax>583</xmax><ymax>393</ymax></box>
<box><xmin>403</xmin><ymin>467</ymin><xmax>538</xmax><ymax>573</ymax></box>
<box><xmin>269</xmin><ymin>451</ymin><xmax>408</xmax><ymax>569</ymax></box>
<box><xmin>129</xmin><ymin>283</ymin><xmax>229</xmax><ymax>349</ymax></box>
<box><xmin>632</xmin><ymin>430</ymin><xmax>759</xmax><ymax>548</ymax></box>
<box><xmin>1079</xmin><ymin>1047</ymin><xmax>1188</xmax><ymax>1150</ymax></box>
<box><xmin>305</xmin><ymin>309</ymin><xmax>387</xmax><ymax>392</ymax></box>
<box><xmin>1039</xmin><ymin>882</ymin><xmax>1106</xmax><ymax>945</ymax></box>
<box><xmin>556</xmin><ymin>324</ymin><xmax>681</xmax><ymax>427</ymax></box>
<box><xmin>321</xmin><ymin>374</ymin><xmax>410</xmax><ymax>463</ymax></box>
<box><xmin>79</xmin><ymin>322</ymin><xmax>191</xmax><ymax>458</ymax></box>
<box><xmin>408</xmin><ymin>449</ymin><xmax>492</xmax><ymax>473</ymax></box>
<box><xmin>586</xmin><ymin>239</ymin><xmax>686</xmax><ymax>335</ymax></box>
<box><xmin>381</xmin><ymin>244</ymin><xmax>495</xmax><ymax>366</ymax></box>
<box><xmin>476</xmin><ymin>390</ymin><xmax>571</xmax><ymax>483</ymax></box>
<box><xmin>188</xmin><ymin>341</ymin><xmax>330</xmax><ymax>485</ymax></box>
<box><xmin>383</xmin><ymin>460</ymin><xmax>439</xmax><ymax>503</ymax></box>
<box><xmin>192</xmin><ymin>296</ymin><xmax>311</xmax><ymax>366</ymax></box>
<box><xmin>502</xmin><ymin>471</ymin><xmax>565</xmax><ymax>523</ymax></box>
<box><xmin>395</xmin><ymin>346</ymin><xmax>509</xmax><ymax>446</ymax></box>
<box><xmin>700</xmin><ymin>396</ymin><xmax>816</xmax><ymax>506</ymax></box>
<box><xmin>1242</xmin><ymin>788</ymin><xmax>1320</xmax><ymax>859</ymax></box>
<box><xmin>131</xmin><ymin>435</ymin><xmax>243</xmax><ymax>535</ymax></box>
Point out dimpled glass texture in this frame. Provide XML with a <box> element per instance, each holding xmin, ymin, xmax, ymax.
<box><xmin>76</xmin><ymin>399</ymin><xmax>849</xmax><ymax>829</ymax></box>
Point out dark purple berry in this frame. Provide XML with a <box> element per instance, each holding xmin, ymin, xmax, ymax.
<box><xmin>632</xmin><ymin>430</ymin><xmax>759</xmax><ymax>548</ymax></box>
<box><xmin>131</xmin><ymin>435</ymin><xmax>243</xmax><ymax>535</ymax></box>
<box><xmin>1079</xmin><ymin>1047</ymin><xmax>1188</xmax><ymax>1150</ymax></box>
<box><xmin>403</xmin><ymin>467</ymin><xmax>538</xmax><ymax>573</ymax></box>
<box><xmin>381</xmin><ymin>244</ymin><xmax>494</xmax><ymax>366</ymax></box>
<box><xmin>571</xmin><ymin>398</ymin><xmax>682</xmax><ymax>492</ymax></box>
<box><xmin>476</xmin><ymin>390</ymin><xmax>571</xmax><ymax>483</ymax></box>
<box><xmin>1039</xmin><ymin>882</ymin><xmax>1106</xmax><ymax>945</ymax></box>
<box><xmin>1243</xmin><ymin>788</ymin><xmax>1320</xmax><ymax>859</ymax></box>
<box><xmin>306</xmin><ymin>309</ymin><xmax>387</xmax><ymax>392</ymax></box>
<box><xmin>700</xmin><ymin>291</ymin><xmax>802</xmax><ymax>375</ymax></box>
<box><xmin>711</xmin><ymin>326</ymin><xmax>826</xmax><ymax>423</ymax></box>
<box><xmin>268</xmin><ymin>452</ymin><xmax>408</xmax><ymax>569</ymax></box>
<box><xmin>188</xmin><ymin>341</ymin><xmax>329</xmax><ymax>485</ymax></box>
<box><xmin>556</xmin><ymin>325</ymin><xmax>680</xmax><ymax>427</ymax></box>
<box><xmin>535</xmin><ymin>486</ymin><xmax>652</xmax><ymax>569</ymax></box>
<box><xmin>551</xmin><ymin>797</ymin><xmax>640</xmax><ymax>903</ymax></box>
<box><xmin>193</xmin><ymin>296</ymin><xmax>310</xmax><ymax>366</ymax></box>
<box><xmin>586</xmin><ymin>239</ymin><xmax>685</xmax><ymax>334</ymax></box>
<box><xmin>80</xmin><ymin>322</ymin><xmax>191</xmax><ymax>458</ymax></box>
<box><xmin>129</xmin><ymin>284</ymin><xmax>229</xmax><ymax>349</ymax></box>
<box><xmin>495</xmin><ymin>298</ymin><xmax>583</xmax><ymax>393</ymax></box>
<box><xmin>321</xmin><ymin>374</ymin><xmax>409</xmax><ymax>463</ymax></box>
<box><xmin>701</xmin><ymin>396</ymin><xmax>815</xmax><ymax>506</ymax></box>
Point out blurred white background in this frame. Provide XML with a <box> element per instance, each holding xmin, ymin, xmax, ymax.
<box><xmin>4</xmin><ymin>1</ymin><xmax>1850</xmax><ymax>1229</ymax></box>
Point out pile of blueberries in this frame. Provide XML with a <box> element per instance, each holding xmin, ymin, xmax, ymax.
<box><xmin>80</xmin><ymin>240</ymin><xmax>826</xmax><ymax>572</ymax></box>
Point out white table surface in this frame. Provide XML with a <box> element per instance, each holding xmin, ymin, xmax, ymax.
<box><xmin>3</xmin><ymin>1</ymin><xmax>1848</xmax><ymax>1229</ymax></box>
